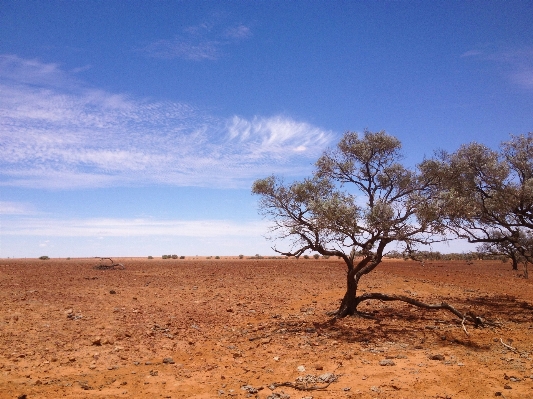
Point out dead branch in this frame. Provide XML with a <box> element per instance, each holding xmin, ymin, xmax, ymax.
<box><xmin>355</xmin><ymin>292</ymin><xmax>485</xmax><ymax>327</ymax></box>
<box><xmin>268</xmin><ymin>381</ymin><xmax>333</xmax><ymax>391</ymax></box>
<box><xmin>93</xmin><ymin>257</ymin><xmax>125</xmax><ymax>270</ymax></box>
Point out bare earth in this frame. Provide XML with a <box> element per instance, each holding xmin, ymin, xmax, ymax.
<box><xmin>1</xmin><ymin>258</ymin><xmax>532</xmax><ymax>399</ymax></box>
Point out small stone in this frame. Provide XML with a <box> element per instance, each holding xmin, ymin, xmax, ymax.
<box><xmin>92</xmin><ymin>337</ymin><xmax>102</xmax><ymax>346</ymax></box>
<box><xmin>379</xmin><ymin>359</ymin><xmax>395</xmax><ymax>366</ymax></box>
<box><xmin>110</xmin><ymin>290</ymin><xmax>116</xmax><ymax>294</ymax></box>
<box><xmin>315</xmin><ymin>365</ymin><xmax>323</xmax><ymax>370</ymax></box>
<box><xmin>495</xmin><ymin>392</ymin><xmax>502</xmax><ymax>396</ymax></box>
<box><xmin>343</xmin><ymin>387</ymin><xmax>351</xmax><ymax>391</ymax></box>
<box><xmin>296</xmin><ymin>365</ymin><xmax>306</xmax><ymax>372</ymax></box>
<box><xmin>504</xmin><ymin>384</ymin><xmax>512</xmax><ymax>389</ymax></box>
<box><xmin>162</xmin><ymin>357</ymin><xmax>175</xmax><ymax>364</ymax></box>
<box><xmin>273</xmin><ymin>356</ymin><xmax>280</xmax><ymax>361</ymax></box>
<box><xmin>429</xmin><ymin>354</ymin><xmax>445</xmax><ymax>361</ymax></box>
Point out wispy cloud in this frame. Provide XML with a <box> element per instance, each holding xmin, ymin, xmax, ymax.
<box><xmin>0</xmin><ymin>201</ymin><xmax>36</xmax><ymax>215</ymax></box>
<box><xmin>139</xmin><ymin>20</ymin><xmax>252</xmax><ymax>61</ymax></box>
<box><xmin>1</xmin><ymin>217</ymin><xmax>269</xmax><ymax>237</ymax></box>
<box><xmin>461</xmin><ymin>46</ymin><xmax>533</xmax><ymax>91</ymax></box>
<box><xmin>0</xmin><ymin>55</ymin><xmax>334</xmax><ymax>189</ymax></box>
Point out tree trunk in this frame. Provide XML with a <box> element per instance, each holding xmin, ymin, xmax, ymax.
<box><xmin>337</xmin><ymin>268</ymin><xmax>358</xmax><ymax>317</ymax></box>
<box><xmin>511</xmin><ymin>255</ymin><xmax>518</xmax><ymax>270</ymax></box>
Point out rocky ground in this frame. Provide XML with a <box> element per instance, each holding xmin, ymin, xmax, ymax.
<box><xmin>0</xmin><ymin>257</ymin><xmax>532</xmax><ymax>399</ymax></box>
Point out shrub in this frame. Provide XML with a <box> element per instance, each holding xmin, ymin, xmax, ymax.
<box><xmin>162</xmin><ymin>255</ymin><xmax>168</xmax><ymax>259</ymax></box>
<box><xmin>148</xmin><ymin>256</ymin><xmax>153</xmax><ymax>259</ymax></box>
<box><xmin>39</xmin><ymin>255</ymin><xmax>50</xmax><ymax>260</ymax></box>
<box><xmin>171</xmin><ymin>254</ymin><xmax>178</xmax><ymax>259</ymax></box>
<box><xmin>239</xmin><ymin>254</ymin><xmax>244</xmax><ymax>259</ymax></box>
<box><xmin>323</xmin><ymin>255</ymin><xmax>330</xmax><ymax>259</ymax></box>
<box><xmin>66</xmin><ymin>257</ymin><xmax>71</xmax><ymax>260</ymax></box>
<box><xmin>313</xmin><ymin>254</ymin><xmax>320</xmax><ymax>259</ymax></box>
<box><xmin>303</xmin><ymin>254</ymin><xmax>309</xmax><ymax>259</ymax></box>
<box><xmin>179</xmin><ymin>256</ymin><xmax>185</xmax><ymax>259</ymax></box>
<box><xmin>215</xmin><ymin>256</ymin><xmax>220</xmax><ymax>259</ymax></box>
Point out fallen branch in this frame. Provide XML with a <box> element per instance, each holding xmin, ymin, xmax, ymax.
<box><xmin>93</xmin><ymin>257</ymin><xmax>125</xmax><ymax>270</ymax></box>
<box><xmin>268</xmin><ymin>381</ymin><xmax>333</xmax><ymax>391</ymax></box>
<box><xmin>269</xmin><ymin>372</ymin><xmax>339</xmax><ymax>392</ymax></box>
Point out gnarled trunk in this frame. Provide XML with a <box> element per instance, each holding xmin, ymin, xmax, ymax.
<box><xmin>337</xmin><ymin>268</ymin><xmax>358</xmax><ymax>317</ymax></box>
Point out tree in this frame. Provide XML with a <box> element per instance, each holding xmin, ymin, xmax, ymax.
<box><xmin>423</xmin><ymin>133</ymin><xmax>533</xmax><ymax>276</ymax></box>
<box><xmin>476</xmin><ymin>234</ymin><xmax>522</xmax><ymax>270</ymax></box>
<box><xmin>253</xmin><ymin>130</ymin><xmax>479</xmax><ymax>322</ymax></box>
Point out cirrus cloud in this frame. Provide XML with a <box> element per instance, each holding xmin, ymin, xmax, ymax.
<box><xmin>0</xmin><ymin>55</ymin><xmax>334</xmax><ymax>189</ymax></box>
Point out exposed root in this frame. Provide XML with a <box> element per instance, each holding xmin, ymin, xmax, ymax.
<box><xmin>353</xmin><ymin>292</ymin><xmax>486</xmax><ymax>327</ymax></box>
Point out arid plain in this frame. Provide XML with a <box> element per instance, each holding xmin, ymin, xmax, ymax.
<box><xmin>1</xmin><ymin>257</ymin><xmax>532</xmax><ymax>399</ymax></box>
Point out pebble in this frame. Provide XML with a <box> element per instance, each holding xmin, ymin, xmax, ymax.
<box><xmin>297</xmin><ymin>365</ymin><xmax>306</xmax><ymax>372</ymax></box>
<box><xmin>162</xmin><ymin>357</ymin><xmax>175</xmax><ymax>364</ymax></box>
<box><xmin>429</xmin><ymin>354</ymin><xmax>445</xmax><ymax>361</ymax></box>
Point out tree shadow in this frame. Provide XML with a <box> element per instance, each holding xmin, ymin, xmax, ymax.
<box><xmin>274</xmin><ymin>294</ymin><xmax>532</xmax><ymax>347</ymax></box>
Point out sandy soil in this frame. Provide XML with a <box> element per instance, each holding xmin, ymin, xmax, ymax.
<box><xmin>0</xmin><ymin>257</ymin><xmax>532</xmax><ymax>399</ymax></box>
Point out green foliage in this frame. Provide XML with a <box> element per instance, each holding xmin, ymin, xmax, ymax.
<box><xmin>162</xmin><ymin>255</ymin><xmax>168</xmax><ymax>259</ymax></box>
<box><xmin>313</xmin><ymin>254</ymin><xmax>320</xmax><ymax>259</ymax></box>
<box><xmin>39</xmin><ymin>255</ymin><xmax>50</xmax><ymax>260</ymax></box>
<box><xmin>215</xmin><ymin>256</ymin><xmax>220</xmax><ymax>259</ymax></box>
<box><xmin>303</xmin><ymin>254</ymin><xmax>310</xmax><ymax>259</ymax></box>
<box><xmin>148</xmin><ymin>256</ymin><xmax>153</xmax><ymax>259</ymax></box>
<box><xmin>179</xmin><ymin>256</ymin><xmax>185</xmax><ymax>259</ymax></box>
<box><xmin>171</xmin><ymin>254</ymin><xmax>178</xmax><ymax>259</ymax></box>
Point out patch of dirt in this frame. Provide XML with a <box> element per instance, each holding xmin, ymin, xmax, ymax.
<box><xmin>0</xmin><ymin>258</ymin><xmax>532</xmax><ymax>398</ymax></box>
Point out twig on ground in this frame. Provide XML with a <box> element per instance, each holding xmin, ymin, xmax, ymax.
<box><xmin>461</xmin><ymin>316</ymin><xmax>469</xmax><ymax>336</ymax></box>
<box><xmin>500</xmin><ymin>338</ymin><xmax>516</xmax><ymax>351</ymax></box>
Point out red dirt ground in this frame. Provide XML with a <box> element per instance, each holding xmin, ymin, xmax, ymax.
<box><xmin>1</xmin><ymin>258</ymin><xmax>532</xmax><ymax>399</ymax></box>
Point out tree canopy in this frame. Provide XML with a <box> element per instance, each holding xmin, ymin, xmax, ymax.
<box><xmin>423</xmin><ymin>133</ymin><xmax>533</xmax><ymax>269</ymax></box>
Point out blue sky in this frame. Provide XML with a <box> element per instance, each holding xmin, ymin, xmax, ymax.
<box><xmin>1</xmin><ymin>1</ymin><xmax>532</xmax><ymax>257</ymax></box>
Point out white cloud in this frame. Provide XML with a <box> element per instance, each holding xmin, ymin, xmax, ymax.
<box><xmin>0</xmin><ymin>55</ymin><xmax>334</xmax><ymax>189</ymax></box>
<box><xmin>0</xmin><ymin>201</ymin><xmax>35</xmax><ymax>215</ymax></box>
<box><xmin>1</xmin><ymin>217</ymin><xmax>269</xmax><ymax>238</ymax></box>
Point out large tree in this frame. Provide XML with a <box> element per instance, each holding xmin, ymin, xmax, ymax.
<box><xmin>253</xmin><ymin>130</ymin><xmax>478</xmax><ymax>322</ymax></box>
<box><xmin>423</xmin><ymin>133</ymin><xmax>533</xmax><ymax>274</ymax></box>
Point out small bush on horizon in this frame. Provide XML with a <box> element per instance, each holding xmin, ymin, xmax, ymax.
<box><xmin>313</xmin><ymin>254</ymin><xmax>320</xmax><ymax>259</ymax></box>
<box><xmin>303</xmin><ymin>255</ymin><xmax>310</xmax><ymax>259</ymax></box>
<box><xmin>171</xmin><ymin>254</ymin><xmax>178</xmax><ymax>259</ymax></box>
<box><xmin>215</xmin><ymin>256</ymin><xmax>220</xmax><ymax>259</ymax></box>
<box><xmin>179</xmin><ymin>256</ymin><xmax>185</xmax><ymax>259</ymax></box>
<box><xmin>148</xmin><ymin>256</ymin><xmax>154</xmax><ymax>259</ymax></box>
<box><xmin>162</xmin><ymin>255</ymin><xmax>168</xmax><ymax>259</ymax></box>
<box><xmin>39</xmin><ymin>255</ymin><xmax>50</xmax><ymax>260</ymax></box>
<box><xmin>239</xmin><ymin>254</ymin><xmax>244</xmax><ymax>259</ymax></box>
